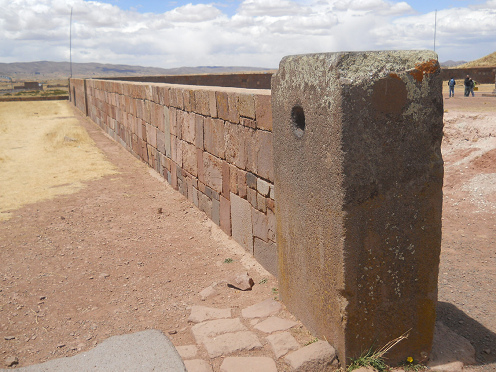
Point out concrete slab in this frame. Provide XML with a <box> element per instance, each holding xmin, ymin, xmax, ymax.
<box><xmin>1</xmin><ymin>330</ymin><xmax>186</xmax><ymax>372</ymax></box>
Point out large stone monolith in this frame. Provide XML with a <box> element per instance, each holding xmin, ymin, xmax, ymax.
<box><xmin>272</xmin><ymin>51</ymin><xmax>444</xmax><ymax>365</ymax></box>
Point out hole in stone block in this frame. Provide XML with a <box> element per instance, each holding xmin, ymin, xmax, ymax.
<box><xmin>291</xmin><ymin>105</ymin><xmax>305</xmax><ymax>138</ymax></box>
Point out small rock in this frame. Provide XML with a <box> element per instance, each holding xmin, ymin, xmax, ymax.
<box><xmin>227</xmin><ymin>273</ymin><xmax>254</xmax><ymax>291</ymax></box>
<box><xmin>483</xmin><ymin>348</ymin><xmax>491</xmax><ymax>354</ymax></box>
<box><xmin>57</xmin><ymin>343</ymin><xmax>66</xmax><ymax>348</ymax></box>
<box><xmin>168</xmin><ymin>330</ymin><xmax>177</xmax><ymax>335</ymax></box>
<box><xmin>157</xmin><ymin>207</ymin><xmax>163</xmax><ymax>214</ymax></box>
<box><xmin>99</xmin><ymin>273</ymin><xmax>110</xmax><ymax>279</ymax></box>
<box><xmin>199</xmin><ymin>285</ymin><xmax>217</xmax><ymax>301</ymax></box>
<box><xmin>39</xmin><ymin>296</ymin><xmax>46</xmax><ymax>300</ymax></box>
<box><xmin>4</xmin><ymin>356</ymin><xmax>18</xmax><ymax>367</ymax></box>
<box><xmin>4</xmin><ymin>336</ymin><xmax>15</xmax><ymax>340</ymax></box>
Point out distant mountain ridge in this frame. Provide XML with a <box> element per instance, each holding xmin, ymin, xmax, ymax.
<box><xmin>440</xmin><ymin>60</ymin><xmax>467</xmax><ymax>68</ymax></box>
<box><xmin>458</xmin><ymin>51</ymin><xmax>496</xmax><ymax>68</ymax></box>
<box><xmin>0</xmin><ymin>61</ymin><xmax>272</xmax><ymax>80</ymax></box>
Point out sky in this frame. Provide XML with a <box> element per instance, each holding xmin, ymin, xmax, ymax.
<box><xmin>0</xmin><ymin>0</ymin><xmax>495</xmax><ymax>69</ymax></box>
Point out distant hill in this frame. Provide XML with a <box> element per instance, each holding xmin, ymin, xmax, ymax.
<box><xmin>458</xmin><ymin>51</ymin><xmax>496</xmax><ymax>68</ymax></box>
<box><xmin>0</xmin><ymin>61</ymin><xmax>272</xmax><ymax>81</ymax></box>
<box><xmin>440</xmin><ymin>60</ymin><xmax>467</xmax><ymax>68</ymax></box>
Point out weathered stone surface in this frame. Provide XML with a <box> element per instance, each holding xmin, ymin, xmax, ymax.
<box><xmin>228</xmin><ymin>272</ymin><xmax>254</xmax><ymax>291</ymax></box>
<box><xmin>199</xmin><ymin>285</ymin><xmax>217</xmax><ymax>301</ymax></box>
<box><xmin>202</xmin><ymin>152</ymin><xmax>222</xmax><ymax>193</ymax></box>
<box><xmin>219</xmin><ymin>196</ymin><xmax>231</xmax><ymax>235</ymax></box>
<box><xmin>253</xmin><ymin>238</ymin><xmax>277</xmax><ymax>277</ymax></box>
<box><xmin>241</xmin><ymin>298</ymin><xmax>281</xmax><ymax>319</ymax></box>
<box><xmin>188</xmin><ymin>306</ymin><xmax>232</xmax><ymax>323</ymax></box>
<box><xmin>251</xmin><ymin>208</ymin><xmax>268</xmax><ymax>242</ymax></box>
<box><xmin>211</xmin><ymin>198</ymin><xmax>220</xmax><ymax>226</ymax></box>
<box><xmin>184</xmin><ymin>359</ymin><xmax>213</xmax><ymax>372</ymax></box>
<box><xmin>428</xmin><ymin>321</ymin><xmax>476</xmax><ymax>368</ymax></box>
<box><xmin>254</xmin><ymin>317</ymin><xmax>298</xmax><ymax>333</ymax></box>
<box><xmin>182</xmin><ymin>141</ymin><xmax>198</xmax><ymax>177</ymax></box>
<box><xmin>257</xmin><ymin>178</ymin><xmax>271</xmax><ymax>196</ymax></box>
<box><xmin>220</xmin><ymin>357</ymin><xmax>277</xmax><ymax>372</ymax></box>
<box><xmin>203</xmin><ymin>117</ymin><xmax>225</xmax><ymax>159</ymax></box>
<box><xmin>182</xmin><ymin>111</ymin><xmax>196</xmax><ymax>144</ymax></box>
<box><xmin>191</xmin><ymin>318</ymin><xmax>246</xmax><ymax>344</ymax></box>
<box><xmin>255</xmin><ymin>93</ymin><xmax>272</xmax><ymax>131</ymax></box>
<box><xmin>225</xmin><ymin>123</ymin><xmax>247</xmax><ymax>170</ymax></box>
<box><xmin>266</xmin><ymin>331</ymin><xmax>300</xmax><ymax>358</ymax></box>
<box><xmin>284</xmin><ymin>340</ymin><xmax>337</xmax><ymax>371</ymax></box>
<box><xmin>272</xmin><ymin>51</ymin><xmax>443</xmax><ymax>364</ymax></box>
<box><xmin>237</xmin><ymin>93</ymin><xmax>256</xmax><ymax>120</ymax></box>
<box><xmin>203</xmin><ymin>331</ymin><xmax>262</xmax><ymax>358</ymax></box>
<box><xmin>176</xmin><ymin>345</ymin><xmax>198</xmax><ymax>359</ymax></box>
<box><xmin>230</xmin><ymin>193</ymin><xmax>253</xmax><ymax>253</ymax></box>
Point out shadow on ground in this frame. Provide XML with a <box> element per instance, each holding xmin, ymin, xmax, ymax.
<box><xmin>437</xmin><ymin>301</ymin><xmax>496</xmax><ymax>366</ymax></box>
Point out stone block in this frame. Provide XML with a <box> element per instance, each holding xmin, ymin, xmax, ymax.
<box><xmin>203</xmin><ymin>117</ymin><xmax>225</xmax><ymax>159</ymax></box>
<box><xmin>216</xmin><ymin>91</ymin><xmax>229</xmax><ymax>121</ymax></box>
<box><xmin>175</xmin><ymin>109</ymin><xmax>184</xmax><ymax>139</ymax></box>
<box><xmin>220</xmin><ymin>196</ymin><xmax>231</xmax><ymax>236</ymax></box>
<box><xmin>237</xmin><ymin>169</ymin><xmax>247</xmax><ymax>199</ymax></box>
<box><xmin>228</xmin><ymin>93</ymin><xmax>240</xmax><ymax>124</ymax></box>
<box><xmin>203</xmin><ymin>152</ymin><xmax>223</xmax><ymax>193</ymax></box>
<box><xmin>240</xmin><ymin>117</ymin><xmax>256</xmax><ymax>129</ymax></box>
<box><xmin>191</xmin><ymin>318</ymin><xmax>246</xmax><ymax>344</ymax></box>
<box><xmin>164</xmin><ymin>108</ymin><xmax>171</xmax><ymax>157</ymax></box>
<box><xmin>222</xmin><ymin>161</ymin><xmax>230</xmax><ymax>199</ymax></box>
<box><xmin>195</xmin><ymin>114</ymin><xmax>204</xmax><ymax>150</ymax></box>
<box><xmin>205</xmin><ymin>185</ymin><xmax>219</xmax><ymax>201</ymax></box>
<box><xmin>229</xmin><ymin>164</ymin><xmax>238</xmax><ymax>196</ymax></box>
<box><xmin>198</xmin><ymin>192</ymin><xmax>212</xmax><ymax>219</ymax></box>
<box><xmin>195</xmin><ymin>90</ymin><xmax>210</xmax><ymax>116</ymax></box>
<box><xmin>182</xmin><ymin>141</ymin><xmax>198</xmax><ymax>177</ymax></box>
<box><xmin>266</xmin><ymin>331</ymin><xmax>300</xmax><ymax>358</ymax></box>
<box><xmin>197</xmin><ymin>149</ymin><xmax>205</xmax><ymax>184</ymax></box>
<box><xmin>225</xmin><ymin>123</ymin><xmax>247</xmax><ymax>170</ymax></box>
<box><xmin>272</xmin><ymin>51</ymin><xmax>444</xmax><ymax>364</ymax></box>
<box><xmin>284</xmin><ymin>341</ymin><xmax>337</xmax><ymax>372</ymax></box>
<box><xmin>169</xmin><ymin>107</ymin><xmax>178</xmax><ymax>137</ymax></box>
<box><xmin>212</xmin><ymin>198</ymin><xmax>220</xmax><ymax>226</ymax></box>
<box><xmin>188</xmin><ymin>306</ymin><xmax>232</xmax><ymax>323</ymax></box>
<box><xmin>220</xmin><ymin>357</ymin><xmax>276</xmax><ymax>372</ymax></box>
<box><xmin>176</xmin><ymin>345</ymin><xmax>198</xmax><ymax>359</ymax></box>
<box><xmin>208</xmin><ymin>91</ymin><xmax>217</xmax><ymax>118</ymax></box>
<box><xmin>230</xmin><ymin>193</ymin><xmax>253</xmax><ymax>253</ymax></box>
<box><xmin>241</xmin><ymin>298</ymin><xmax>281</xmax><ymax>319</ymax></box>
<box><xmin>253</xmin><ymin>238</ymin><xmax>277</xmax><ymax>277</ymax></box>
<box><xmin>183</xmin><ymin>89</ymin><xmax>192</xmax><ymax>112</ymax></box>
<box><xmin>184</xmin><ymin>359</ymin><xmax>212</xmax><ymax>372</ymax></box>
<box><xmin>251</xmin><ymin>208</ymin><xmax>268</xmax><ymax>242</ymax></box>
<box><xmin>182</xmin><ymin>111</ymin><xmax>196</xmax><ymax>144</ymax></box>
<box><xmin>203</xmin><ymin>331</ymin><xmax>262</xmax><ymax>358</ymax></box>
<box><xmin>267</xmin><ymin>208</ymin><xmax>276</xmax><ymax>242</ymax></box>
<box><xmin>254</xmin><ymin>317</ymin><xmax>298</xmax><ymax>334</ymax></box>
<box><xmin>156</xmin><ymin>130</ymin><xmax>166</xmax><ymax>155</ymax></box>
<box><xmin>246</xmin><ymin>172</ymin><xmax>257</xmax><ymax>190</ymax></box>
<box><xmin>257</xmin><ymin>178</ymin><xmax>271</xmax><ymax>196</ymax></box>
<box><xmin>256</xmin><ymin>193</ymin><xmax>267</xmax><ymax>213</ymax></box>
<box><xmin>237</xmin><ymin>93</ymin><xmax>255</xmax><ymax>119</ymax></box>
<box><xmin>255</xmin><ymin>93</ymin><xmax>272</xmax><ymax>131</ymax></box>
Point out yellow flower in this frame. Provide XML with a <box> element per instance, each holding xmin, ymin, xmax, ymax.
<box><xmin>407</xmin><ymin>357</ymin><xmax>414</xmax><ymax>363</ymax></box>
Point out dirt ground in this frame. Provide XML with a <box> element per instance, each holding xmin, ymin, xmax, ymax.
<box><xmin>1</xmin><ymin>86</ymin><xmax>496</xmax><ymax>370</ymax></box>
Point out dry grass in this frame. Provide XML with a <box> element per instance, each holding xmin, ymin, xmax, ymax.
<box><xmin>0</xmin><ymin>101</ymin><xmax>117</xmax><ymax>220</ymax></box>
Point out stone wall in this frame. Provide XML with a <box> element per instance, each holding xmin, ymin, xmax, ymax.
<box><xmin>69</xmin><ymin>78</ymin><xmax>278</xmax><ymax>275</ymax></box>
<box><xmin>440</xmin><ymin>66</ymin><xmax>495</xmax><ymax>84</ymax></box>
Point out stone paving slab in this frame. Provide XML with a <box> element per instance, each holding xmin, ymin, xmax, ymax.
<box><xmin>188</xmin><ymin>305</ymin><xmax>232</xmax><ymax>323</ymax></box>
<box><xmin>203</xmin><ymin>331</ymin><xmax>262</xmax><ymax>358</ymax></box>
<box><xmin>183</xmin><ymin>359</ymin><xmax>213</xmax><ymax>372</ymax></box>
<box><xmin>241</xmin><ymin>298</ymin><xmax>281</xmax><ymax>318</ymax></box>
<box><xmin>254</xmin><ymin>316</ymin><xmax>298</xmax><ymax>333</ymax></box>
<box><xmin>191</xmin><ymin>318</ymin><xmax>246</xmax><ymax>343</ymax></box>
<box><xmin>220</xmin><ymin>357</ymin><xmax>277</xmax><ymax>372</ymax></box>
<box><xmin>285</xmin><ymin>340</ymin><xmax>337</xmax><ymax>371</ymax></box>
<box><xmin>266</xmin><ymin>331</ymin><xmax>300</xmax><ymax>358</ymax></box>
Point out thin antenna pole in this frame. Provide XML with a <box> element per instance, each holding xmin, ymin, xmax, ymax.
<box><xmin>434</xmin><ymin>10</ymin><xmax>437</xmax><ymax>52</ymax></box>
<box><xmin>70</xmin><ymin>7</ymin><xmax>73</xmax><ymax>78</ymax></box>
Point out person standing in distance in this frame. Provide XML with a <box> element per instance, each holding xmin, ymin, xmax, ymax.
<box><xmin>464</xmin><ymin>75</ymin><xmax>471</xmax><ymax>97</ymax></box>
<box><xmin>448</xmin><ymin>77</ymin><xmax>456</xmax><ymax>98</ymax></box>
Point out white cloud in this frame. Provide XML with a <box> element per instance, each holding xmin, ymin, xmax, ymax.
<box><xmin>0</xmin><ymin>0</ymin><xmax>495</xmax><ymax>68</ymax></box>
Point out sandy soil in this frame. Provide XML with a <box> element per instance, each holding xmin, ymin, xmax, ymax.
<box><xmin>1</xmin><ymin>92</ymin><xmax>496</xmax><ymax>370</ymax></box>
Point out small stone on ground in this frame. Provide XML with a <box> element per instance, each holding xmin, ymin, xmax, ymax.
<box><xmin>241</xmin><ymin>298</ymin><xmax>281</xmax><ymax>318</ymax></box>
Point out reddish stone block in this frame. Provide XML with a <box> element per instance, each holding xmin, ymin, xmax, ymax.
<box><xmin>156</xmin><ymin>130</ymin><xmax>166</xmax><ymax>155</ymax></box>
<box><xmin>241</xmin><ymin>118</ymin><xmax>256</xmax><ymax>129</ymax></box>
<box><xmin>197</xmin><ymin>148</ymin><xmax>205</xmax><ymax>184</ymax></box>
<box><xmin>238</xmin><ymin>93</ymin><xmax>255</xmax><ymax>119</ymax></box>
<box><xmin>183</xmin><ymin>89</ymin><xmax>192</xmax><ymax>112</ymax></box>
<box><xmin>247</xmin><ymin>187</ymin><xmax>257</xmax><ymax>209</ymax></box>
<box><xmin>195</xmin><ymin>114</ymin><xmax>204</xmax><ymax>150</ymax></box>
<box><xmin>209</xmin><ymin>91</ymin><xmax>217</xmax><ymax>118</ymax></box>
<box><xmin>256</xmin><ymin>130</ymin><xmax>274</xmax><ymax>182</ymax></box>
<box><xmin>222</xmin><ymin>161</ymin><xmax>230</xmax><ymax>200</ymax></box>
<box><xmin>228</xmin><ymin>92</ymin><xmax>240</xmax><ymax>124</ymax></box>
<box><xmin>220</xmin><ymin>196</ymin><xmax>231</xmax><ymax>236</ymax></box>
<box><xmin>182</xmin><ymin>141</ymin><xmax>198</xmax><ymax>177</ymax></box>
<box><xmin>141</xmin><ymin>122</ymin><xmax>147</xmax><ymax>142</ymax></box>
<box><xmin>195</xmin><ymin>90</ymin><xmax>209</xmax><ymax>116</ymax></box>
<box><xmin>203</xmin><ymin>152</ymin><xmax>223</xmax><ymax>193</ymax></box>
<box><xmin>257</xmin><ymin>193</ymin><xmax>267</xmax><ymax>213</ymax></box>
<box><xmin>225</xmin><ymin>123</ymin><xmax>247</xmax><ymax>170</ymax></box>
<box><xmin>144</xmin><ymin>100</ymin><xmax>151</xmax><ymax>123</ymax></box>
<box><xmin>216</xmin><ymin>91</ymin><xmax>229</xmax><ymax>121</ymax></box>
<box><xmin>266</xmin><ymin>197</ymin><xmax>275</xmax><ymax>212</ymax></box>
<box><xmin>156</xmin><ymin>104</ymin><xmax>165</xmax><ymax>132</ymax></box>
<box><xmin>255</xmin><ymin>93</ymin><xmax>272</xmax><ymax>131</ymax></box>
<box><xmin>238</xmin><ymin>169</ymin><xmax>247</xmax><ymax>199</ymax></box>
<box><xmin>182</xmin><ymin>112</ymin><xmax>196</xmax><ymax>145</ymax></box>
<box><xmin>229</xmin><ymin>164</ymin><xmax>238</xmax><ymax>196</ymax></box>
<box><xmin>203</xmin><ymin>117</ymin><xmax>226</xmax><ymax>159</ymax></box>
<box><xmin>146</xmin><ymin>123</ymin><xmax>157</xmax><ymax>149</ymax></box>
<box><xmin>171</xmin><ymin>162</ymin><xmax>178</xmax><ymax>190</ymax></box>
<box><xmin>169</xmin><ymin>108</ymin><xmax>178</xmax><ymax>137</ymax></box>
